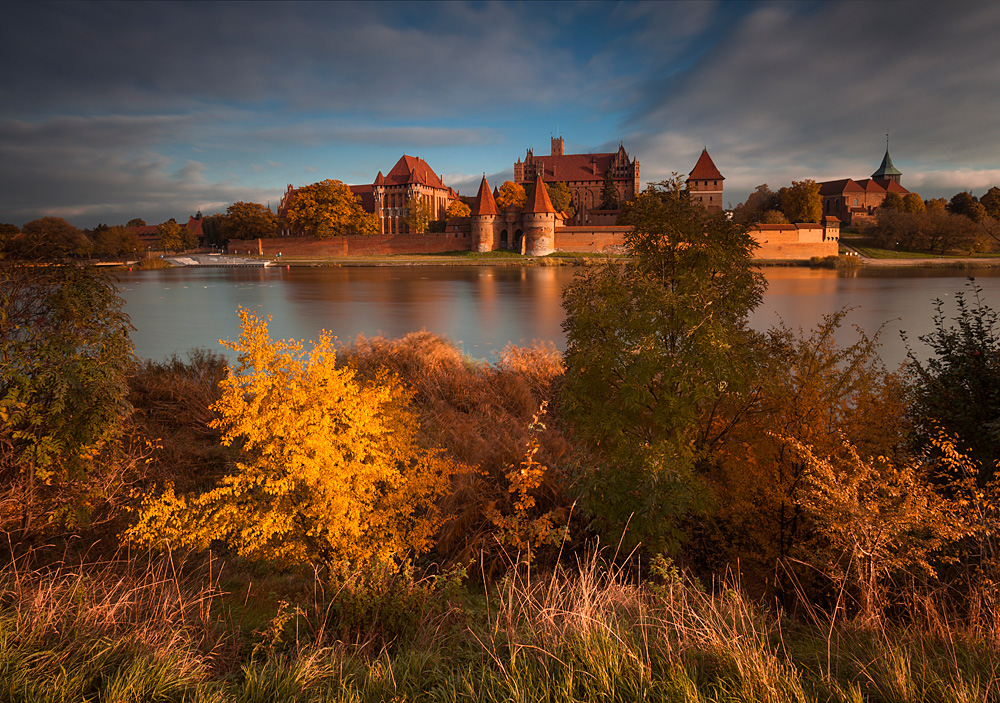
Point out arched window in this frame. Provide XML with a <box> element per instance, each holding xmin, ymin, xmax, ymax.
<box><xmin>853</xmin><ymin>197</ymin><xmax>859</xmax><ymax>207</ymax></box>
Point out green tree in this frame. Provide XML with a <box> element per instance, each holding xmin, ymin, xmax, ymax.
<box><xmin>128</xmin><ymin>309</ymin><xmax>454</xmax><ymax>576</ymax></box>
<box><xmin>446</xmin><ymin>200</ymin><xmax>471</xmax><ymax>218</ymax></box>
<box><xmin>779</xmin><ymin>180</ymin><xmax>822</xmax><ymax>223</ymax></box>
<box><xmin>93</xmin><ymin>225</ymin><xmax>143</xmax><ymax>257</ymax></box>
<box><xmin>402</xmin><ymin>195</ymin><xmax>433</xmax><ymax>233</ymax></box>
<box><xmin>948</xmin><ymin>191</ymin><xmax>986</xmax><ymax>222</ymax></box>
<box><xmin>0</xmin><ymin>262</ymin><xmax>135</xmax><ymax>535</ymax></box>
<box><xmin>904</xmin><ymin>279</ymin><xmax>1000</xmax><ymax>485</ymax></box>
<box><xmin>545</xmin><ymin>182</ymin><xmax>575</xmax><ymax>218</ymax></box>
<box><xmin>16</xmin><ymin>217</ymin><xmax>92</xmax><ymax>258</ymax></box>
<box><xmin>126</xmin><ymin>218</ymin><xmax>146</xmax><ymax>228</ymax></box>
<box><xmin>496</xmin><ymin>181</ymin><xmax>527</xmax><ymax>211</ymax></box>
<box><xmin>732</xmin><ymin>184</ymin><xmax>781</xmax><ymax>224</ymax></box>
<box><xmin>200</xmin><ymin>213</ymin><xmax>226</xmax><ymax>247</ymax></box>
<box><xmin>285</xmin><ymin>179</ymin><xmax>379</xmax><ymax>237</ymax></box>
<box><xmin>599</xmin><ymin>168</ymin><xmax>620</xmax><ymax>210</ymax></box>
<box><xmin>222</xmin><ymin>201</ymin><xmax>278</xmax><ymax>240</ymax></box>
<box><xmin>561</xmin><ymin>177</ymin><xmax>766</xmax><ymax>553</ymax></box>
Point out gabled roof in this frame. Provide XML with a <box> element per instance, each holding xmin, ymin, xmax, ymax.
<box><xmin>384</xmin><ymin>155</ymin><xmax>448</xmax><ymax>189</ymax></box>
<box><xmin>688</xmin><ymin>149</ymin><xmax>724</xmax><ymax>181</ymax></box>
<box><xmin>854</xmin><ymin>179</ymin><xmax>887</xmax><ymax>194</ymax></box>
<box><xmin>374</xmin><ymin>171</ymin><xmax>385</xmax><ymax>186</ymax></box>
<box><xmin>524</xmin><ymin>174</ymin><xmax>556</xmax><ymax>214</ymax></box>
<box><xmin>520</xmin><ymin>150</ymin><xmax>634</xmax><ymax>183</ymax></box>
<box><xmin>871</xmin><ymin>148</ymin><xmax>902</xmax><ymax>179</ymax></box>
<box><xmin>818</xmin><ymin>178</ymin><xmax>865</xmax><ymax>196</ymax></box>
<box><xmin>472</xmin><ymin>176</ymin><xmax>498</xmax><ymax>216</ymax></box>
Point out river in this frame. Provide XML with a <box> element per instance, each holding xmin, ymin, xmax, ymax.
<box><xmin>116</xmin><ymin>265</ymin><xmax>1000</xmax><ymax>368</ymax></box>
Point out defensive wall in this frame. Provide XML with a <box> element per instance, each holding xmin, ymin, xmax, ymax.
<box><xmin>751</xmin><ymin>222</ymin><xmax>839</xmax><ymax>260</ymax></box>
<box><xmin>246</xmin><ymin>222</ymin><xmax>837</xmax><ymax>261</ymax></box>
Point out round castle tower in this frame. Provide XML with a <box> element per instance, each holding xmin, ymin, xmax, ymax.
<box><xmin>471</xmin><ymin>175</ymin><xmax>498</xmax><ymax>253</ymax></box>
<box><xmin>522</xmin><ymin>173</ymin><xmax>557</xmax><ymax>256</ymax></box>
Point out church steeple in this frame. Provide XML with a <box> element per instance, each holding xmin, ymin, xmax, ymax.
<box><xmin>871</xmin><ymin>137</ymin><xmax>902</xmax><ymax>184</ymax></box>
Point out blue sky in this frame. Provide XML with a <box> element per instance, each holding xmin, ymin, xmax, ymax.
<box><xmin>2</xmin><ymin>0</ymin><xmax>999</xmax><ymax>228</ymax></box>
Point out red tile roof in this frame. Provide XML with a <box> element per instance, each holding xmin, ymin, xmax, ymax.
<box><xmin>384</xmin><ymin>154</ymin><xmax>446</xmax><ymax>188</ymax></box>
<box><xmin>524</xmin><ymin>153</ymin><xmax>619</xmax><ymax>182</ymax></box>
<box><xmin>818</xmin><ymin>178</ymin><xmax>865</xmax><ymax>196</ymax></box>
<box><xmin>472</xmin><ymin>176</ymin><xmax>498</xmax><ymax>216</ymax></box>
<box><xmin>688</xmin><ymin>149</ymin><xmax>724</xmax><ymax>180</ymax></box>
<box><xmin>524</xmin><ymin>174</ymin><xmax>556</xmax><ymax>214</ymax></box>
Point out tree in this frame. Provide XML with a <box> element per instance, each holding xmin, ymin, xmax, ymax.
<box><xmin>16</xmin><ymin>217</ymin><xmax>91</xmax><ymax>258</ymax></box>
<box><xmin>948</xmin><ymin>191</ymin><xmax>986</xmax><ymax>222</ymax></box>
<box><xmin>200</xmin><ymin>213</ymin><xmax>226</xmax><ymax>247</ymax></box>
<box><xmin>496</xmin><ymin>181</ymin><xmax>527</xmax><ymax>211</ymax></box>
<box><xmin>126</xmin><ymin>218</ymin><xmax>147</xmax><ymax>228</ymax></box>
<box><xmin>0</xmin><ymin>262</ymin><xmax>135</xmax><ymax>535</ymax></box>
<box><xmin>881</xmin><ymin>191</ymin><xmax>905</xmax><ymax>211</ymax></box>
<box><xmin>93</xmin><ymin>225</ymin><xmax>143</xmax><ymax>257</ymax></box>
<box><xmin>402</xmin><ymin>195</ymin><xmax>433</xmax><ymax>233</ymax></box>
<box><xmin>285</xmin><ymin>179</ymin><xmax>379</xmax><ymax>237</ymax></box>
<box><xmin>904</xmin><ymin>279</ymin><xmax>1000</xmax><ymax>485</ymax></box>
<box><xmin>732</xmin><ymin>184</ymin><xmax>781</xmax><ymax>224</ymax></box>
<box><xmin>157</xmin><ymin>219</ymin><xmax>194</xmax><ymax>252</ymax></box>
<box><xmin>446</xmin><ymin>200</ymin><xmax>471</xmax><ymax>218</ymax></box>
<box><xmin>0</xmin><ymin>223</ymin><xmax>18</xmax><ymax>253</ymax></box>
<box><xmin>902</xmin><ymin>192</ymin><xmax>926</xmax><ymax>213</ymax></box>
<box><xmin>561</xmin><ymin>177</ymin><xmax>766</xmax><ymax>553</ymax></box>
<box><xmin>599</xmin><ymin>168</ymin><xmax>620</xmax><ymax>210</ymax></box>
<box><xmin>545</xmin><ymin>182</ymin><xmax>575</xmax><ymax>218</ymax></box>
<box><xmin>925</xmin><ymin>198</ymin><xmax>948</xmax><ymax>214</ymax></box>
<box><xmin>128</xmin><ymin>309</ymin><xmax>454</xmax><ymax>576</ymax></box>
<box><xmin>222</xmin><ymin>201</ymin><xmax>277</xmax><ymax>240</ymax></box>
<box><xmin>981</xmin><ymin>186</ymin><xmax>1000</xmax><ymax>221</ymax></box>
<box><xmin>779</xmin><ymin>180</ymin><xmax>822</xmax><ymax>223</ymax></box>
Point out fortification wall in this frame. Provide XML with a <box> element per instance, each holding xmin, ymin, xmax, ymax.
<box><xmin>255</xmin><ymin>233</ymin><xmax>472</xmax><ymax>257</ymax></box>
<box><xmin>750</xmin><ymin>224</ymin><xmax>838</xmax><ymax>260</ymax></box>
<box><xmin>553</xmin><ymin>226</ymin><xmax>630</xmax><ymax>253</ymax></box>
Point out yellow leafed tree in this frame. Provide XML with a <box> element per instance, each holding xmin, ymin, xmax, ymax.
<box><xmin>128</xmin><ymin>308</ymin><xmax>454</xmax><ymax>575</ymax></box>
<box><xmin>285</xmin><ymin>179</ymin><xmax>379</xmax><ymax>237</ymax></box>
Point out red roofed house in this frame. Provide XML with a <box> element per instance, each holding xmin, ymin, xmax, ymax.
<box><xmin>686</xmin><ymin>149</ymin><xmax>725</xmax><ymax>214</ymax></box>
<box><xmin>514</xmin><ymin>137</ymin><xmax>640</xmax><ymax>225</ymax></box>
<box><xmin>818</xmin><ymin>147</ymin><xmax>909</xmax><ymax>226</ymax></box>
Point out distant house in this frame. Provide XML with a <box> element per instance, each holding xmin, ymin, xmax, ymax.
<box><xmin>818</xmin><ymin>148</ymin><xmax>909</xmax><ymax>226</ymax></box>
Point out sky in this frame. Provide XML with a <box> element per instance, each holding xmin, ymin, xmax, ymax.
<box><xmin>2</xmin><ymin>0</ymin><xmax>999</xmax><ymax>229</ymax></box>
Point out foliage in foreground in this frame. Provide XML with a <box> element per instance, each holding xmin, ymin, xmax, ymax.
<box><xmin>129</xmin><ymin>310</ymin><xmax>455</xmax><ymax>576</ymax></box>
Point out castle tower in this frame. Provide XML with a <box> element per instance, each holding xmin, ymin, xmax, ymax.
<box><xmin>471</xmin><ymin>175</ymin><xmax>498</xmax><ymax>253</ymax></box>
<box><xmin>551</xmin><ymin>136</ymin><xmax>564</xmax><ymax>157</ymax></box>
<box><xmin>686</xmin><ymin>148</ymin><xmax>725</xmax><ymax>214</ymax></box>
<box><xmin>523</xmin><ymin>173</ymin><xmax>557</xmax><ymax>257</ymax></box>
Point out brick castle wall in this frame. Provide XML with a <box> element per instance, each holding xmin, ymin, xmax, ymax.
<box><xmin>254</xmin><ymin>233</ymin><xmax>472</xmax><ymax>257</ymax></box>
<box><xmin>553</xmin><ymin>226</ymin><xmax>632</xmax><ymax>253</ymax></box>
<box><xmin>751</xmin><ymin>224</ymin><xmax>839</xmax><ymax>260</ymax></box>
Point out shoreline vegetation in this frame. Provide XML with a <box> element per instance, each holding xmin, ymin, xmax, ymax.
<box><xmin>6</xmin><ymin>188</ymin><xmax>1000</xmax><ymax>700</ymax></box>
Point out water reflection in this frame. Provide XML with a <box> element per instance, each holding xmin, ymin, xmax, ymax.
<box><xmin>117</xmin><ymin>265</ymin><xmax>1000</xmax><ymax>367</ymax></box>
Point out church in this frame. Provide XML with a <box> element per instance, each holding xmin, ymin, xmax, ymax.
<box><xmin>818</xmin><ymin>147</ymin><xmax>909</xmax><ymax>226</ymax></box>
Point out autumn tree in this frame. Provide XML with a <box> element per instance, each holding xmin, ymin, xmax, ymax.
<box><xmin>0</xmin><ymin>262</ymin><xmax>135</xmax><ymax>536</ymax></box>
<box><xmin>732</xmin><ymin>184</ymin><xmax>782</xmax><ymax>224</ymax></box>
<box><xmin>128</xmin><ymin>309</ymin><xmax>454</xmax><ymax>576</ymax></box>
<box><xmin>496</xmin><ymin>181</ymin><xmax>527</xmax><ymax>211</ymax></box>
<box><xmin>157</xmin><ymin>219</ymin><xmax>195</xmax><ymax>252</ymax></box>
<box><xmin>948</xmin><ymin>191</ymin><xmax>986</xmax><ymax>222</ymax></box>
<box><xmin>779</xmin><ymin>179</ymin><xmax>822</xmax><ymax>223</ymax></box>
<box><xmin>561</xmin><ymin>177</ymin><xmax>765</xmax><ymax>553</ymax></box>
<box><xmin>881</xmin><ymin>191</ymin><xmax>905</xmax><ymax>211</ymax></box>
<box><xmin>446</xmin><ymin>199</ymin><xmax>471</xmax><ymax>218</ymax></box>
<box><xmin>222</xmin><ymin>201</ymin><xmax>277</xmax><ymax>240</ymax></box>
<box><xmin>902</xmin><ymin>192</ymin><xmax>926</xmax><ymax>213</ymax></box>
<box><xmin>599</xmin><ymin>168</ymin><xmax>620</xmax><ymax>210</ymax></box>
<box><xmin>126</xmin><ymin>218</ymin><xmax>147</xmax><ymax>228</ymax></box>
<box><xmin>403</xmin><ymin>195</ymin><xmax>433</xmax><ymax>233</ymax></box>
<box><xmin>16</xmin><ymin>217</ymin><xmax>91</xmax><ymax>258</ymax></box>
<box><xmin>0</xmin><ymin>223</ymin><xmax>19</xmax><ymax>253</ymax></box>
<box><xmin>981</xmin><ymin>186</ymin><xmax>1000</xmax><ymax>220</ymax></box>
<box><xmin>285</xmin><ymin>179</ymin><xmax>379</xmax><ymax>237</ymax></box>
<box><xmin>93</xmin><ymin>225</ymin><xmax>144</xmax><ymax>257</ymax></box>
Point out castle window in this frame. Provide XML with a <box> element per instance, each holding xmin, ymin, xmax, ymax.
<box><xmin>853</xmin><ymin>197</ymin><xmax>859</xmax><ymax>207</ymax></box>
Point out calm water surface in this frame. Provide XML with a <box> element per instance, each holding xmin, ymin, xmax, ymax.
<box><xmin>116</xmin><ymin>265</ymin><xmax>1000</xmax><ymax>367</ymax></box>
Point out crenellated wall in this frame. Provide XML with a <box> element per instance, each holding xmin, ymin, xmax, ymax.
<box><xmin>254</xmin><ymin>233</ymin><xmax>472</xmax><ymax>257</ymax></box>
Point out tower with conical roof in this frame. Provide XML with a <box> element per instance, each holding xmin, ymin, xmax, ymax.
<box><xmin>471</xmin><ymin>175</ymin><xmax>498</xmax><ymax>253</ymax></box>
<box><xmin>522</xmin><ymin>173</ymin><xmax>557</xmax><ymax>256</ymax></box>
<box><xmin>871</xmin><ymin>145</ymin><xmax>902</xmax><ymax>185</ymax></box>
<box><xmin>686</xmin><ymin>148</ymin><xmax>725</xmax><ymax>214</ymax></box>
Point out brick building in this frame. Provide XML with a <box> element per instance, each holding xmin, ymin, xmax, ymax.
<box><xmin>686</xmin><ymin>149</ymin><xmax>725</xmax><ymax>214</ymax></box>
<box><xmin>514</xmin><ymin>137</ymin><xmax>640</xmax><ymax>225</ymax></box>
<box><xmin>818</xmin><ymin>147</ymin><xmax>909</xmax><ymax>226</ymax></box>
